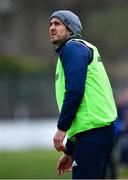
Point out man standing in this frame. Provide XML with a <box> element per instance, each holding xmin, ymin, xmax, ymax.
<box><xmin>49</xmin><ymin>10</ymin><xmax>117</xmax><ymax>179</ymax></box>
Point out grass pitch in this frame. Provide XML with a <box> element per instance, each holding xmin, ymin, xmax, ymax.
<box><xmin>0</xmin><ymin>150</ymin><xmax>71</xmax><ymax>179</ymax></box>
<box><xmin>0</xmin><ymin>150</ymin><xmax>128</xmax><ymax>179</ymax></box>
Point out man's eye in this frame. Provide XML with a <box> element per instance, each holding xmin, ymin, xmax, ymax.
<box><xmin>50</xmin><ymin>21</ymin><xmax>61</xmax><ymax>27</ymax></box>
<box><xmin>55</xmin><ymin>22</ymin><xmax>61</xmax><ymax>26</ymax></box>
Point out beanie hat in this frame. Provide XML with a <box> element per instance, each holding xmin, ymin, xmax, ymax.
<box><xmin>50</xmin><ymin>10</ymin><xmax>82</xmax><ymax>36</ymax></box>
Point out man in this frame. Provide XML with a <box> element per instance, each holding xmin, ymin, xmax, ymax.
<box><xmin>49</xmin><ymin>10</ymin><xmax>117</xmax><ymax>179</ymax></box>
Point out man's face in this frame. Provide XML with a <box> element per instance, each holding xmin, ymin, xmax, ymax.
<box><xmin>49</xmin><ymin>17</ymin><xmax>71</xmax><ymax>46</ymax></box>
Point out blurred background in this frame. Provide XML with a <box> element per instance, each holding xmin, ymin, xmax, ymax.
<box><xmin>0</xmin><ymin>0</ymin><xmax>128</xmax><ymax>179</ymax></box>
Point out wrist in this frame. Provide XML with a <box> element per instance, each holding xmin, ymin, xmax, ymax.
<box><xmin>58</xmin><ymin>128</ymin><xmax>66</xmax><ymax>133</ymax></box>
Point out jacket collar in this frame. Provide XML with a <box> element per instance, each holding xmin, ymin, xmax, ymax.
<box><xmin>55</xmin><ymin>34</ymin><xmax>82</xmax><ymax>54</ymax></box>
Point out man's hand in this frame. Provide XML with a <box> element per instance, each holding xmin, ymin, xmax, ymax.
<box><xmin>57</xmin><ymin>154</ymin><xmax>72</xmax><ymax>176</ymax></box>
<box><xmin>53</xmin><ymin>129</ymin><xmax>66</xmax><ymax>151</ymax></box>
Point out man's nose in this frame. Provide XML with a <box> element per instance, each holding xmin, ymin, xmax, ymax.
<box><xmin>50</xmin><ymin>24</ymin><xmax>55</xmax><ymax>30</ymax></box>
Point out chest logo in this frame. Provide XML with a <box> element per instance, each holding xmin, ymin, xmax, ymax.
<box><xmin>98</xmin><ymin>56</ymin><xmax>102</xmax><ymax>62</ymax></box>
<box><xmin>55</xmin><ymin>73</ymin><xmax>59</xmax><ymax>81</ymax></box>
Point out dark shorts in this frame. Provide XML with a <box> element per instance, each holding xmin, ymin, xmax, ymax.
<box><xmin>72</xmin><ymin>122</ymin><xmax>116</xmax><ymax>179</ymax></box>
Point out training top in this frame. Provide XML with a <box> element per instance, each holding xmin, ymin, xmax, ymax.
<box><xmin>55</xmin><ymin>38</ymin><xmax>117</xmax><ymax>139</ymax></box>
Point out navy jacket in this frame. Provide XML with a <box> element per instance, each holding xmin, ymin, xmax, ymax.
<box><xmin>55</xmin><ymin>37</ymin><xmax>92</xmax><ymax>155</ymax></box>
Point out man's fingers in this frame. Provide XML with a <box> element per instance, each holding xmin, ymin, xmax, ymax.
<box><xmin>57</xmin><ymin>167</ymin><xmax>65</xmax><ymax>176</ymax></box>
<box><xmin>57</xmin><ymin>167</ymin><xmax>71</xmax><ymax>176</ymax></box>
<box><xmin>55</xmin><ymin>143</ymin><xmax>64</xmax><ymax>151</ymax></box>
<box><xmin>58</xmin><ymin>167</ymin><xmax>63</xmax><ymax>176</ymax></box>
<box><xmin>58</xmin><ymin>169</ymin><xmax>60</xmax><ymax>176</ymax></box>
<box><xmin>54</xmin><ymin>140</ymin><xmax>66</xmax><ymax>152</ymax></box>
<box><xmin>59</xmin><ymin>144</ymin><xmax>66</xmax><ymax>151</ymax></box>
<box><xmin>56</xmin><ymin>154</ymin><xmax>72</xmax><ymax>176</ymax></box>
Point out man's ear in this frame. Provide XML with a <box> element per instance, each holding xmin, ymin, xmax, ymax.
<box><xmin>70</xmin><ymin>32</ymin><xmax>73</xmax><ymax>35</ymax></box>
<box><xmin>69</xmin><ymin>29</ymin><xmax>73</xmax><ymax>35</ymax></box>
<box><xmin>66</xmin><ymin>27</ymin><xmax>73</xmax><ymax>35</ymax></box>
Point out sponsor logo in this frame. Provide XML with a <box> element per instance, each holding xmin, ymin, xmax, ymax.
<box><xmin>98</xmin><ymin>56</ymin><xmax>102</xmax><ymax>62</ymax></box>
<box><xmin>55</xmin><ymin>73</ymin><xmax>59</xmax><ymax>81</ymax></box>
<box><xmin>72</xmin><ymin>160</ymin><xmax>78</xmax><ymax>167</ymax></box>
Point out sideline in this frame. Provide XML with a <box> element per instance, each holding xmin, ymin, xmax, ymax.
<box><xmin>0</xmin><ymin>119</ymin><xmax>57</xmax><ymax>151</ymax></box>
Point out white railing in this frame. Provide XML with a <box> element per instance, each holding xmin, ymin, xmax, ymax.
<box><xmin>0</xmin><ymin>119</ymin><xmax>57</xmax><ymax>151</ymax></box>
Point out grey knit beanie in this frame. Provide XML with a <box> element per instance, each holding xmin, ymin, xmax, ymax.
<box><xmin>50</xmin><ymin>10</ymin><xmax>82</xmax><ymax>36</ymax></box>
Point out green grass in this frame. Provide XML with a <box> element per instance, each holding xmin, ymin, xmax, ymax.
<box><xmin>0</xmin><ymin>150</ymin><xmax>71</xmax><ymax>179</ymax></box>
<box><xmin>0</xmin><ymin>150</ymin><xmax>128</xmax><ymax>179</ymax></box>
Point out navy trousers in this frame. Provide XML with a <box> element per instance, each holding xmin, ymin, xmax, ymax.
<box><xmin>72</xmin><ymin>122</ymin><xmax>116</xmax><ymax>179</ymax></box>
